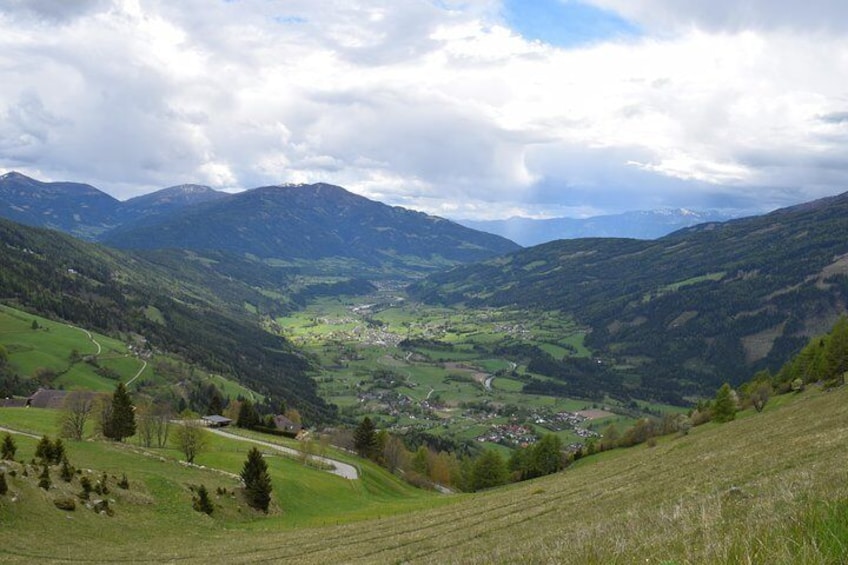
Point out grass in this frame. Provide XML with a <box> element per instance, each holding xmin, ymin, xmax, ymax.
<box><xmin>1</xmin><ymin>385</ymin><xmax>846</xmax><ymax>563</ymax></box>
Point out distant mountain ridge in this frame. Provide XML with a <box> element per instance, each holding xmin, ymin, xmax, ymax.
<box><xmin>0</xmin><ymin>171</ymin><xmax>121</xmax><ymax>239</ymax></box>
<box><xmin>102</xmin><ymin>182</ymin><xmax>520</xmax><ymax>270</ymax></box>
<box><xmin>458</xmin><ymin>209</ymin><xmax>739</xmax><ymax>246</ymax></box>
<box><xmin>0</xmin><ymin>172</ymin><xmax>223</xmax><ymax>240</ymax></box>
<box><xmin>0</xmin><ymin>172</ymin><xmax>520</xmax><ymax>275</ymax></box>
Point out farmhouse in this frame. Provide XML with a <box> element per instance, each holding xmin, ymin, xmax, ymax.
<box><xmin>0</xmin><ymin>388</ymin><xmax>99</xmax><ymax>409</ymax></box>
<box><xmin>273</xmin><ymin>414</ymin><xmax>302</xmax><ymax>434</ymax></box>
<box><xmin>201</xmin><ymin>414</ymin><xmax>232</xmax><ymax>428</ymax></box>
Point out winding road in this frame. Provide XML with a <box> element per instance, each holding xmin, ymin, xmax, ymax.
<box><xmin>207</xmin><ymin>428</ymin><xmax>359</xmax><ymax>480</ymax></box>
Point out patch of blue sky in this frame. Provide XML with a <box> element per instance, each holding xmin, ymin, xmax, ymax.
<box><xmin>272</xmin><ymin>15</ymin><xmax>307</xmax><ymax>25</ymax></box>
<box><xmin>503</xmin><ymin>0</ymin><xmax>641</xmax><ymax>48</ymax></box>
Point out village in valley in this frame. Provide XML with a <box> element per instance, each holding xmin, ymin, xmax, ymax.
<box><xmin>275</xmin><ymin>291</ymin><xmax>627</xmax><ymax>452</ymax></box>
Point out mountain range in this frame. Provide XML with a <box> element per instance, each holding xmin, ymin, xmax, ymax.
<box><xmin>3</xmin><ymin>169</ymin><xmax>848</xmax><ymax>402</ymax></box>
<box><xmin>0</xmin><ymin>172</ymin><xmax>519</xmax><ymax>275</ymax></box>
<box><xmin>458</xmin><ymin>208</ymin><xmax>739</xmax><ymax>246</ymax></box>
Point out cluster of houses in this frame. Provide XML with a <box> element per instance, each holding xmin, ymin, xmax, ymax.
<box><xmin>533</xmin><ymin>410</ymin><xmax>600</xmax><ymax>438</ymax></box>
<box><xmin>476</xmin><ymin>423</ymin><xmax>538</xmax><ymax>448</ymax></box>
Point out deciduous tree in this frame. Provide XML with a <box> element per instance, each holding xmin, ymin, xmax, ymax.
<box><xmin>172</xmin><ymin>418</ymin><xmax>208</xmax><ymax>464</ymax></box>
<box><xmin>713</xmin><ymin>383</ymin><xmax>737</xmax><ymax>423</ymax></box>
<box><xmin>59</xmin><ymin>391</ymin><xmax>93</xmax><ymax>440</ymax></box>
<box><xmin>470</xmin><ymin>449</ymin><xmax>508</xmax><ymax>491</ymax></box>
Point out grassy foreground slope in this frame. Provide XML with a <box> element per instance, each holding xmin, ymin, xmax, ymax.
<box><xmin>3</xmin><ymin>386</ymin><xmax>848</xmax><ymax>563</ymax></box>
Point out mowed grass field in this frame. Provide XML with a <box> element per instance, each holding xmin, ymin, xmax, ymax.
<box><xmin>2</xmin><ymin>385</ymin><xmax>847</xmax><ymax>563</ymax></box>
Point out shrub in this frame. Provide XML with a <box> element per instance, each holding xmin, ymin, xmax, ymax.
<box><xmin>53</xmin><ymin>497</ymin><xmax>76</xmax><ymax>511</ymax></box>
<box><xmin>38</xmin><ymin>465</ymin><xmax>51</xmax><ymax>490</ymax></box>
<box><xmin>118</xmin><ymin>473</ymin><xmax>129</xmax><ymax>490</ymax></box>
<box><xmin>0</xmin><ymin>471</ymin><xmax>7</xmax><ymax>495</ymax></box>
<box><xmin>79</xmin><ymin>476</ymin><xmax>93</xmax><ymax>499</ymax></box>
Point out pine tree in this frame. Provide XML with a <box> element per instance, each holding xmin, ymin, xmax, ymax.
<box><xmin>1</xmin><ymin>433</ymin><xmax>15</xmax><ymax>460</ymax></box>
<box><xmin>236</xmin><ymin>400</ymin><xmax>260</xmax><ymax>429</ymax></box>
<box><xmin>193</xmin><ymin>484</ymin><xmax>214</xmax><ymax>515</ymax></box>
<box><xmin>353</xmin><ymin>417</ymin><xmax>378</xmax><ymax>459</ymax></box>
<box><xmin>0</xmin><ymin>472</ymin><xmax>7</xmax><ymax>495</ymax></box>
<box><xmin>60</xmin><ymin>456</ymin><xmax>74</xmax><ymax>482</ymax></box>
<box><xmin>35</xmin><ymin>435</ymin><xmax>53</xmax><ymax>463</ymax></box>
<box><xmin>713</xmin><ymin>383</ymin><xmax>737</xmax><ymax>423</ymax></box>
<box><xmin>104</xmin><ymin>382</ymin><xmax>136</xmax><ymax>442</ymax></box>
<box><xmin>52</xmin><ymin>438</ymin><xmax>65</xmax><ymax>464</ymax></box>
<box><xmin>241</xmin><ymin>447</ymin><xmax>272</xmax><ymax>512</ymax></box>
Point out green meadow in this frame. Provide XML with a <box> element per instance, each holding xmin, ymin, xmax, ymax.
<box><xmin>1</xmin><ymin>384</ymin><xmax>846</xmax><ymax>563</ymax></box>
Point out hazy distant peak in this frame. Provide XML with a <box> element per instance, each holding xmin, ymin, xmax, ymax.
<box><xmin>162</xmin><ymin>184</ymin><xmax>215</xmax><ymax>194</ymax></box>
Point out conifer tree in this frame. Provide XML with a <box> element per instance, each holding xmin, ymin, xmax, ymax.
<box><xmin>241</xmin><ymin>447</ymin><xmax>272</xmax><ymax>512</ymax></box>
<box><xmin>193</xmin><ymin>484</ymin><xmax>214</xmax><ymax>515</ymax></box>
<box><xmin>104</xmin><ymin>382</ymin><xmax>136</xmax><ymax>442</ymax></box>
<box><xmin>0</xmin><ymin>471</ymin><xmax>7</xmax><ymax>495</ymax></box>
<box><xmin>35</xmin><ymin>435</ymin><xmax>53</xmax><ymax>463</ymax></box>
<box><xmin>353</xmin><ymin>416</ymin><xmax>378</xmax><ymax>459</ymax></box>
<box><xmin>236</xmin><ymin>400</ymin><xmax>260</xmax><ymax>429</ymax></box>
<box><xmin>60</xmin><ymin>456</ymin><xmax>74</xmax><ymax>482</ymax></box>
<box><xmin>1</xmin><ymin>433</ymin><xmax>15</xmax><ymax>460</ymax></box>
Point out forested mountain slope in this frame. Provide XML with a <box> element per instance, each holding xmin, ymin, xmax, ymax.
<box><xmin>101</xmin><ymin>183</ymin><xmax>520</xmax><ymax>273</ymax></box>
<box><xmin>0</xmin><ymin>218</ymin><xmax>334</xmax><ymax>422</ymax></box>
<box><xmin>0</xmin><ymin>172</ymin><xmax>120</xmax><ymax>239</ymax></box>
<box><xmin>412</xmin><ymin>191</ymin><xmax>848</xmax><ymax>395</ymax></box>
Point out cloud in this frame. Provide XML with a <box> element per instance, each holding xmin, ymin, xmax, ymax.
<box><xmin>586</xmin><ymin>0</ymin><xmax>848</xmax><ymax>33</ymax></box>
<box><xmin>0</xmin><ymin>0</ymin><xmax>847</xmax><ymax>218</ymax></box>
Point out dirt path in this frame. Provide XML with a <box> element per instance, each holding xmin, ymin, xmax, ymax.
<box><xmin>207</xmin><ymin>428</ymin><xmax>359</xmax><ymax>480</ymax></box>
<box><xmin>0</xmin><ymin>425</ymin><xmax>40</xmax><ymax>439</ymax></box>
<box><xmin>67</xmin><ymin>323</ymin><xmax>101</xmax><ymax>355</ymax></box>
<box><xmin>125</xmin><ymin>359</ymin><xmax>147</xmax><ymax>387</ymax></box>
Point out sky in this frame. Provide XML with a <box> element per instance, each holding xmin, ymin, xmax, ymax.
<box><xmin>1</xmin><ymin>0</ymin><xmax>847</xmax><ymax>220</ymax></box>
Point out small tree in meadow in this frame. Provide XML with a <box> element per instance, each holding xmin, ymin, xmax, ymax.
<box><xmin>2</xmin><ymin>433</ymin><xmax>17</xmax><ymax>460</ymax></box>
<box><xmin>193</xmin><ymin>484</ymin><xmax>214</xmax><ymax>515</ymax></box>
<box><xmin>241</xmin><ymin>447</ymin><xmax>272</xmax><ymax>512</ymax></box>
<box><xmin>353</xmin><ymin>417</ymin><xmax>378</xmax><ymax>460</ymax></box>
<box><xmin>60</xmin><ymin>456</ymin><xmax>74</xmax><ymax>482</ymax></box>
<box><xmin>0</xmin><ymin>472</ymin><xmax>8</xmax><ymax>495</ymax></box>
<box><xmin>35</xmin><ymin>435</ymin><xmax>54</xmax><ymax>463</ymax></box>
<box><xmin>713</xmin><ymin>383</ymin><xmax>737</xmax><ymax>423</ymax></box>
<box><xmin>103</xmin><ymin>382</ymin><xmax>136</xmax><ymax>442</ymax></box>
<box><xmin>172</xmin><ymin>418</ymin><xmax>208</xmax><ymax>464</ymax></box>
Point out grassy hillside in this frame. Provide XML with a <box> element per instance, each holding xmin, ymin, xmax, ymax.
<box><xmin>2</xmin><ymin>384</ymin><xmax>846</xmax><ymax>563</ymax></box>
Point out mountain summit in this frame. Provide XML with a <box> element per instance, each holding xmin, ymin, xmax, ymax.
<box><xmin>0</xmin><ymin>171</ymin><xmax>120</xmax><ymax>238</ymax></box>
<box><xmin>102</xmin><ymin>182</ymin><xmax>521</xmax><ymax>272</ymax></box>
